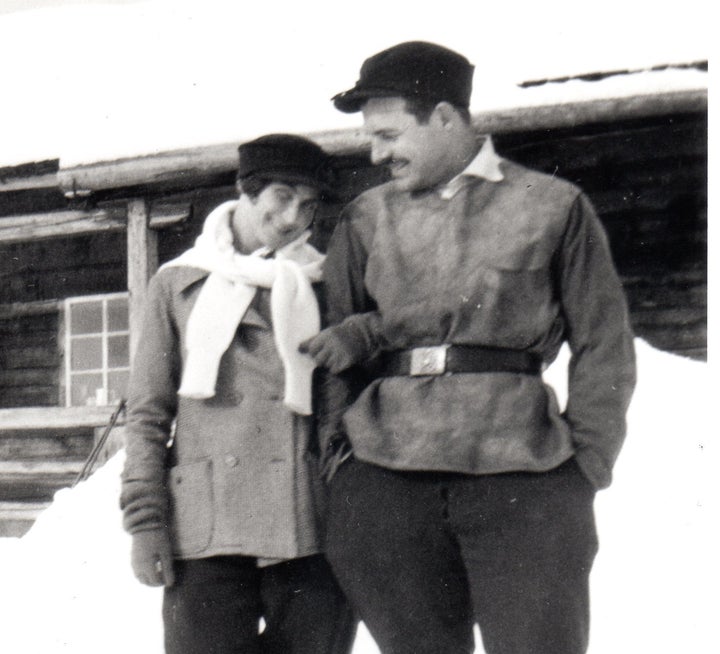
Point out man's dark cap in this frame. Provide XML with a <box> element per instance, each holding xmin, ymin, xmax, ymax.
<box><xmin>237</xmin><ymin>134</ymin><xmax>336</xmax><ymax>195</ymax></box>
<box><xmin>332</xmin><ymin>41</ymin><xmax>474</xmax><ymax>113</ymax></box>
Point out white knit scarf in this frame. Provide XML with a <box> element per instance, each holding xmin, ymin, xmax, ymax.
<box><xmin>161</xmin><ymin>200</ymin><xmax>324</xmax><ymax>415</ymax></box>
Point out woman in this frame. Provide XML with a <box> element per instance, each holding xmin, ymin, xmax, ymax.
<box><xmin>120</xmin><ymin>134</ymin><xmax>355</xmax><ymax>654</ymax></box>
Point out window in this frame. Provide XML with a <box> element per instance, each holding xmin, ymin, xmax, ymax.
<box><xmin>64</xmin><ymin>293</ymin><xmax>129</xmax><ymax>407</ymax></box>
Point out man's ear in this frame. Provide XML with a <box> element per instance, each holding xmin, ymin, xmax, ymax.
<box><xmin>434</xmin><ymin>101</ymin><xmax>458</xmax><ymax>128</ymax></box>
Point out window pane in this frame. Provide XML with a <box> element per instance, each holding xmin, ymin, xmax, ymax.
<box><xmin>70</xmin><ymin>301</ymin><xmax>103</xmax><ymax>334</ymax></box>
<box><xmin>108</xmin><ymin>370</ymin><xmax>129</xmax><ymax>404</ymax></box>
<box><xmin>70</xmin><ymin>372</ymin><xmax>104</xmax><ymax>406</ymax></box>
<box><xmin>108</xmin><ymin>298</ymin><xmax>129</xmax><ymax>331</ymax></box>
<box><xmin>71</xmin><ymin>336</ymin><xmax>103</xmax><ymax>370</ymax></box>
<box><xmin>108</xmin><ymin>334</ymin><xmax>129</xmax><ymax>368</ymax></box>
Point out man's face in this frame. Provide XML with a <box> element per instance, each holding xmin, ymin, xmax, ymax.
<box><xmin>239</xmin><ymin>182</ymin><xmax>320</xmax><ymax>252</ymax></box>
<box><xmin>361</xmin><ymin>96</ymin><xmax>454</xmax><ymax>192</ymax></box>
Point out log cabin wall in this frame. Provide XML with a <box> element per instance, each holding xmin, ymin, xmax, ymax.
<box><xmin>0</xmin><ymin>302</ymin><xmax>61</xmax><ymax>408</ymax></box>
<box><xmin>0</xmin><ymin>108</ymin><xmax>708</xmax><ymax>412</ymax></box>
<box><xmin>494</xmin><ymin>111</ymin><xmax>708</xmax><ymax>360</ymax></box>
<box><xmin>0</xmin><ymin>190</ymin><xmax>228</xmax><ymax>409</ymax></box>
<box><xmin>0</xmin><ymin>95</ymin><xmax>708</xmax><ymax>535</ymax></box>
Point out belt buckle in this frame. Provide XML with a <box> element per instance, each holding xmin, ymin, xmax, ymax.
<box><xmin>409</xmin><ymin>344</ymin><xmax>449</xmax><ymax>376</ymax></box>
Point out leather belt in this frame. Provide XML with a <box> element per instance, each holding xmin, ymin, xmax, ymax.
<box><xmin>377</xmin><ymin>344</ymin><xmax>542</xmax><ymax>377</ymax></box>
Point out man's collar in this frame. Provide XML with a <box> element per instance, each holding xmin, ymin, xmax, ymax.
<box><xmin>462</xmin><ymin>135</ymin><xmax>504</xmax><ymax>182</ymax></box>
<box><xmin>438</xmin><ymin>135</ymin><xmax>504</xmax><ymax>199</ymax></box>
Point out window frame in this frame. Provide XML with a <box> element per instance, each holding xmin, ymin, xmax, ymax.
<box><xmin>63</xmin><ymin>292</ymin><xmax>130</xmax><ymax>408</ymax></box>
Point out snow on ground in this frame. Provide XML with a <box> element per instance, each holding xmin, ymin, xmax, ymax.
<box><xmin>0</xmin><ymin>339</ymin><xmax>716</xmax><ymax>653</ymax></box>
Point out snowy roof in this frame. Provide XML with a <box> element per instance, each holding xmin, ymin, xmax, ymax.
<box><xmin>45</xmin><ymin>63</ymin><xmax>706</xmax><ymax>196</ymax></box>
<box><xmin>0</xmin><ymin>61</ymin><xmax>706</xmax><ymax>201</ymax></box>
<box><xmin>1</xmin><ymin>0</ymin><xmax>710</xmax><ymax>168</ymax></box>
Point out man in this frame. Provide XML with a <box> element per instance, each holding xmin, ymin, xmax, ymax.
<box><xmin>120</xmin><ymin>134</ymin><xmax>355</xmax><ymax>654</ymax></box>
<box><xmin>302</xmin><ymin>42</ymin><xmax>636</xmax><ymax>654</ymax></box>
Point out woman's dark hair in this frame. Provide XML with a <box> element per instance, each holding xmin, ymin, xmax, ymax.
<box><xmin>236</xmin><ymin>173</ymin><xmax>335</xmax><ymax>203</ymax></box>
<box><xmin>235</xmin><ymin>174</ymin><xmax>275</xmax><ymax>199</ymax></box>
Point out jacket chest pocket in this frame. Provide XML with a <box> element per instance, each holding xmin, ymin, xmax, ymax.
<box><xmin>478</xmin><ymin>265</ymin><xmax>555</xmax><ymax>342</ymax></box>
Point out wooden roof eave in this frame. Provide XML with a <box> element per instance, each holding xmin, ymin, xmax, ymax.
<box><xmin>54</xmin><ymin>87</ymin><xmax>707</xmax><ymax>197</ymax></box>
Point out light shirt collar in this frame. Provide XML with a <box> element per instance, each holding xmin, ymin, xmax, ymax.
<box><xmin>438</xmin><ymin>135</ymin><xmax>504</xmax><ymax>199</ymax></box>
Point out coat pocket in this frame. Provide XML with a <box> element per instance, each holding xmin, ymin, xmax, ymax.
<box><xmin>168</xmin><ymin>459</ymin><xmax>214</xmax><ymax>556</ymax></box>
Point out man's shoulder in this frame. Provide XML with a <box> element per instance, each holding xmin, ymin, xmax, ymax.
<box><xmin>501</xmin><ymin>158</ymin><xmax>582</xmax><ymax>202</ymax></box>
<box><xmin>335</xmin><ymin>182</ymin><xmax>395</xmax><ymax>241</ymax></box>
<box><xmin>344</xmin><ymin>181</ymin><xmax>394</xmax><ymax>215</ymax></box>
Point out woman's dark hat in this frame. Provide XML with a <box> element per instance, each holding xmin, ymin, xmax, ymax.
<box><xmin>333</xmin><ymin>41</ymin><xmax>474</xmax><ymax>113</ymax></box>
<box><xmin>237</xmin><ymin>134</ymin><xmax>336</xmax><ymax>195</ymax></box>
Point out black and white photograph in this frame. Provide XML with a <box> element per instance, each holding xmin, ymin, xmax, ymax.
<box><xmin>0</xmin><ymin>1</ymin><xmax>714</xmax><ymax>652</ymax></box>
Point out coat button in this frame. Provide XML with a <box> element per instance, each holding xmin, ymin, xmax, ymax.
<box><xmin>224</xmin><ymin>454</ymin><xmax>239</xmax><ymax>467</ymax></box>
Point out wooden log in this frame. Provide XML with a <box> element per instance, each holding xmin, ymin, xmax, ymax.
<box><xmin>630</xmin><ymin>306</ymin><xmax>707</xmax><ymax>328</ymax></box>
<box><xmin>0</xmin><ymin>345</ymin><xmax>59</xmax><ymax>369</ymax></box>
<box><xmin>0</xmin><ymin>207</ymin><xmax>125</xmax><ymax>242</ymax></box>
<box><xmin>0</xmin><ymin>474</ymin><xmax>78</xmax><ymax>502</ymax></box>
<box><xmin>0</xmin><ymin>431</ymin><xmax>93</xmax><ymax>461</ymax></box>
<box><xmin>0</xmin><ymin>203</ymin><xmax>190</xmax><ymax>244</ymax></box>
<box><xmin>470</xmin><ymin>90</ymin><xmax>707</xmax><ymax>136</ymax></box>
<box><xmin>0</xmin><ymin>331</ymin><xmax>58</xmax><ymax>350</ymax></box>
<box><xmin>625</xmin><ymin>286</ymin><xmax>706</xmax><ymax>311</ymax></box>
<box><xmin>0</xmin><ymin>460</ymin><xmax>83</xmax><ymax>475</ymax></box>
<box><xmin>501</xmin><ymin>117</ymin><xmax>706</xmax><ymax>173</ymax></box>
<box><xmin>0</xmin><ymin>161</ymin><xmax>58</xmax><ymax>193</ymax></box>
<box><xmin>0</xmin><ymin>234</ymin><xmax>124</xmax><ymax>276</ymax></box>
<box><xmin>0</xmin><ymin>368</ymin><xmax>58</xmax><ymax>388</ymax></box>
<box><xmin>0</xmin><ymin>299</ymin><xmax>61</xmax><ymax>320</ymax></box>
<box><xmin>0</xmin><ymin>388</ymin><xmax>59</xmax><ymax>411</ymax></box>
<box><xmin>3</xmin><ymin>266</ymin><xmax>127</xmax><ymax>305</ymax></box>
<box><xmin>0</xmin><ymin>406</ymin><xmax>125</xmax><ymax>430</ymax></box>
<box><xmin>0</xmin><ymin>171</ymin><xmax>58</xmax><ymax>192</ymax></box>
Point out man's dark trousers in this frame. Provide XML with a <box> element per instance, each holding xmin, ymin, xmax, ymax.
<box><xmin>326</xmin><ymin>457</ymin><xmax>598</xmax><ymax>654</ymax></box>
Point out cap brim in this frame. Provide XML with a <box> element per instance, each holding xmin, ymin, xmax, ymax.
<box><xmin>332</xmin><ymin>87</ymin><xmax>403</xmax><ymax>113</ymax></box>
